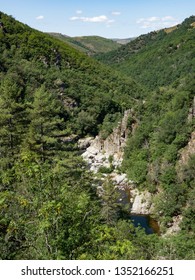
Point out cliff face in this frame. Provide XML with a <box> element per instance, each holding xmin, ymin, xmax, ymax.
<box><xmin>178</xmin><ymin>131</ymin><xmax>195</xmax><ymax>166</ymax></box>
<box><xmin>188</xmin><ymin>96</ymin><xmax>195</xmax><ymax>122</ymax></box>
<box><xmin>80</xmin><ymin>109</ymin><xmax>132</xmax><ymax>172</ymax></box>
<box><xmin>177</xmin><ymin>96</ymin><xmax>195</xmax><ymax>179</ymax></box>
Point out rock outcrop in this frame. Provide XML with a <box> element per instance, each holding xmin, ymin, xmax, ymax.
<box><xmin>130</xmin><ymin>189</ymin><xmax>153</xmax><ymax>215</ymax></box>
<box><xmin>78</xmin><ymin>137</ymin><xmax>94</xmax><ymax>150</ymax></box>
<box><xmin>176</xmin><ymin>131</ymin><xmax>195</xmax><ymax>182</ymax></box>
<box><xmin>163</xmin><ymin>215</ymin><xmax>183</xmax><ymax>236</ymax></box>
<box><xmin>178</xmin><ymin>131</ymin><xmax>195</xmax><ymax>167</ymax></box>
<box><xmin>80</xmin><ymin>109</ymin><xmax>131</xmax><ymax>172</ymax></box>
<box><xmin>188</xmin><ymin>96</ymin><xmax>195</xmax><ymax>121</ymax></box>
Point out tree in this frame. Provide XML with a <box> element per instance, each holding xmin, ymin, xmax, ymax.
<box><xmin>0</xmin><ymin>74</ymin><xmax>26</xmax><ymax>187</ymax></box>
<box><xmin>26</xmin><ymin>85</ymin><xmax>66</xmax><ymax>161</ymax></box>
<box><xmin>100</xmin><ymin>177</ymin><xmax>121</xmax><ymax>225</ymax></box>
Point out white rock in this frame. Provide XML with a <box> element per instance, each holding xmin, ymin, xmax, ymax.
<box><xmin>131</xmin><ymin>190</ymin><xmax>152</xmax><ymax>215</ymax></box>
<box><xmin>86</xmin><ymin>146</ymin><xmax>99</xmax><ymax>155</ymax></box>
<box><xmin>78</xmin><ymin>137</ymin><xmax>94</xmax><ymax>149</ymax></box>
<box><xmin>114</xmin><ymin>173</ymin><xmax>127</xmax><ymax>184</ymax></box>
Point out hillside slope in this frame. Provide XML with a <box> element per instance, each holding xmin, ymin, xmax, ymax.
<box><xmin>97</xmin><ymin>16</ymin><xmax>195</xmax><ymax>256</ymax></box>
<box><xmin>0</xmin><ymin>12</ymin><xmax>143</xmax><ymax>136</ymax></box>
<box><xmin>49</xmin><ymin>33</ymin><xmax>121</xmax><ymax>55</ymax></box>
<box><xmin>96</xmin><ymin>16</ymin><xmax>195</xmax><ymax>90</ymax></box>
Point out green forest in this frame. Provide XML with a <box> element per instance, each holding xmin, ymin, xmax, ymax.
<box><xmin>0</xmin><ymin>12</ymin><xmax>195</xmax><ymax>260</ymax></box>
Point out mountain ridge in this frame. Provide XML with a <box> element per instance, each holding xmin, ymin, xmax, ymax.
<box><xmin>48</xmin><ymin>33</ymin><xmax>122</xmax><ymax>55</ymax></box>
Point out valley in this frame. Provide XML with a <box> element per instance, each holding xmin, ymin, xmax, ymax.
<box><xmin>0</xmin><ymin>11</ymin><xmax>194</xmax><ymax>260</ymax></box>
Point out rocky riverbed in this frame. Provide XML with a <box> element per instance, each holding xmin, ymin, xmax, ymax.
<box><xmin>78</xmin><ymin>110</ymin><xmax>153</xmax><ymax>215</ymax></box>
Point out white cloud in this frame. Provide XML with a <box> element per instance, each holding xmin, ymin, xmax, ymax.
<box><xmin>70</xmin><ymin>16</ymin><xmax>80</xmax><ymax>21</ymax></box>
<box><xmin>36</xmin><ymin>15</ymin><xmax>44</xmax><ymax>20</ymax></box>
<box><xmin>70</xmin><ymin>15</ymin><xmax>114</xmax><ymax>24</ymax></box>
<box><xmin>147</xmin><ymin>16</ymin><xmax>160</xmax><ymax>22</ymax></box>
<box><xmin>107</xmin><ymin>19</ymin><xmax>115</xmax><ymax>23</ymax></box>
<box><xmin>76</xmin><ymin>10</ymin><xmax>82</xmax><ymax>14</ymax></box>
<box><xmin>112</xmin><ymin>11</ymin><xmax>121</xmax><ymax>16</ymax></box>
<box><xmin>162</xmin><ymin>16</ymin><xmax>175</xmax><ymax>21</ymax></box>
<box><xmin>136</xmin><ymin>16</ymin><xmax>178</xmax><ymax>29</ymax></box>
<box><xmin>83</xmin><ymin>15</ymin><xmax>108</xmax><ymax>23</ymax></box>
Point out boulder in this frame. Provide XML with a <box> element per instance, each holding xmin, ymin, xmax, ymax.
<box><xmin>130</xmin><ymin>189</ymin><xmax>152</xmax><ymax>215</ymax></box>
<box><xmin>78</xmin><ymin>137</ymin><xmax>94</xmax><ymax>149</ymax></box>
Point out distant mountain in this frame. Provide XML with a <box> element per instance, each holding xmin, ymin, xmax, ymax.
<box><xmin>48</xmin><ymin>33</ymin><xmax>121</xmax><ymax>55</ymax></box>
<box><xmin>112</xmin><ymin>37</ymin><xmax>136</xmax><ymax>45</ymax></box>
<box><xmin>96</xmin><ymin>16</ymin><xmax>195</xmax><ymax>89</ymax></box>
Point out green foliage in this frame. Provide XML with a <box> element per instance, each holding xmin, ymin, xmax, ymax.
<box><xmin>0</xmin><ymin>73</ymin><xmax>27</xmax><ymax>187</ymax></box>
<box><xmin>124</xmin><ymin>149</ymin><xmax>148</xmax><ymax>183</ymax></box>
<box><xmin>0</xmin><ymin>11</ymin><xmax>143</xmax><ymax>139</ymax></box>
<box><xmin>0</xmin><ymin>11</ymin><xmax>144</xmax><ymax>260</ymax></box>
<box><xmin>97</xmin><ymin>16</ymin><xmax>195</xmax><ymax>90</ymax></box>
<box><xmin>100</xmin><ymin>112</ymin><xmax>121</xmax><ymax>139</ymax></box>
<box><xmin>180</xmin><ymin>155</ymin><xmax>195</xmax><ymax>186</ymax></box>
<box><xmin>158</xmin><ymin>233</ymin><xmax>195</xmax><ymax>259</ymax></box>
<box><xmin>26</xmin><ymin>85</ymin><xmax>66</xmax><ymax>161</ymax></box>
<box><xmin>75</xmin><ymin>110</ymin><xmax>96</xmax><ymax>136</ymax></box>
<box><xmin>76</xmin><ymin>220</ymin><xmax>162</xmax><ymax>260</ymax></box>
<box><xmin>120</xmin><ymin>51</ymin><xmax>194</xmax><ymax>236</ymax></box>
<box><xmin>98</xmin><ymin>166</ymin><xmax>114</xmax><ymax>174</ymax></box>
<box><xmin>100</xmin><ymin>177</ymin><xmax>121</xmax><ymax>225</ymax></box>
<box><xmin>0</xmin><ymin>11</ymin><xmax>195</xmax><ymax>260</ymax></box>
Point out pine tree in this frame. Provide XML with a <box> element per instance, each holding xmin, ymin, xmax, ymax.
<box><xmin>0</xmin><ymin>74</ymin><xmax>26</xmax><ymax>187</ymax></box>
<box><xmin>0</xmin><ymin>74</ymin><xmax>27</xmax><ymax>258</ymax></box>
<box><xmin>26</xmin><ymin>85</ymin><xmax>66</xmax><ymax>162</ymax></box>
<box><xmin>100</xmin><ymin>176</ymin><xmax>121</xmax><ymax>225</ymax></box>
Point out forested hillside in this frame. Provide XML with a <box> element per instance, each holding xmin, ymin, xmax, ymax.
<box><xmin>49</xmin><ymin>33</ymin><xmax>121</xmax><ymax>55</ymax></box>
<box><xmin>96</xmin><ymin>16</ymin><xmax>195</xmax><ymax>258</ymax></box>
<box><xmin>96</xmin><ymin>16</ymin><xmax>195</xmax><ymax>90</ymax></box>
<box><xmin>0</xmin><ymin>12</ymin><xmax>195</xmax><ymax>260</ymax></box>
<box><xmin>0</xmin><ymin>11</ymin><xmax>150</xmax><ymax>260</ymax></box>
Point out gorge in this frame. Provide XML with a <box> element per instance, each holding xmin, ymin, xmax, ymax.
<box><xmin>78</xmin><ymin>110</ymin><xmax>160</xmax><ymax>234</ymax></box>
<box><xmin>0</xmin><ymin>11</ymin><xmax>194</xmax><ymax>260</ymax></box>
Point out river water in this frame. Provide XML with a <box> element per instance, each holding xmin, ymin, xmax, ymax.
<box><xmin>129</xmin><ymin>214</ymin><xmax>160</xmax><ymax>234</ymax></box>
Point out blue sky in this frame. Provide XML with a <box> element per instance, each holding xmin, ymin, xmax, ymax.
<box><xmin>0</xmin><ymin>0</ymin><xmax>194</xmax><ymax>38</ymax></box>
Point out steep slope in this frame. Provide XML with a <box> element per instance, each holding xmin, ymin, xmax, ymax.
<box><xmin>49</xmin><ymin>33</ymin><xmax>121</xmax><ymax>55</ymax></box>
<box><xmin>0</xmin><ymin>11</ymin><xmax>143</xmax><ymax>137</ymax></box>
<box><xmin>96</xmin><ymin>16</ymin><xmax>195</xmax><ymax>90</ymax></box>
<box><xmin>96</xmin><ymin>15</ymin><xmax>195</xmax><ymax>250</ymax></box>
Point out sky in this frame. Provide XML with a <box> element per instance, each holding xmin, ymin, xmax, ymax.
<box><xmin>0</xmin><ymin>0</ymin><xmax>194</xmax><ymax>38</ymax></box>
